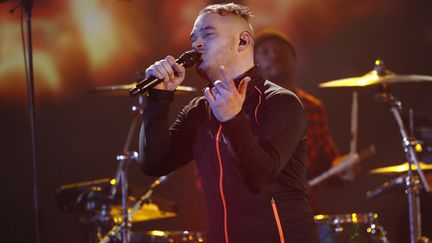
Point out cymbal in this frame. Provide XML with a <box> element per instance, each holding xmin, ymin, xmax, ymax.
<box><xmin>319</xmin><ymin>60</ymin><xmax>432</xmax><ymax>87</ymax></box>
<box><xmin>91</xmin><ymin>83</ymin><xmax>197</xmax><ymax>94</ymax></box>
<box><xmin>131</xmin><ymin>230</ymin><xmax>206</xmax><ymax>242</ymax></box>
<box><xmin>110</xmin><ymin>202</ymin><xmax>176</xmax><ymax>223</ymax></box>
<box><xmin>369</xmin><ymin>161</ymin><xmax>432</xmax><ymax>174</ymax></box>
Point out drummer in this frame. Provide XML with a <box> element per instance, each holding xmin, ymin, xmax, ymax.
<box><xmin>253</xmin><ymin>29</ymin><xmax>356</xmax><ymax>212</ymax></box>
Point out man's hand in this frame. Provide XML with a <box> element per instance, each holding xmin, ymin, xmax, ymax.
<box><xmin>145</xmin><ymin>55</ymin><xmax>186</xmax><ymax>91</ymax></box>
<box><xmin>204</xmin><ymin>66</ymin><xmax>250</xmax><ymax>122</ymax></box>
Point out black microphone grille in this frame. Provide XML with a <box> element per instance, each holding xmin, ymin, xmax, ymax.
<box><xmin>178</xmin><ymin>50</ymin><xmax>201</xmax><ymax>68</ymax></box>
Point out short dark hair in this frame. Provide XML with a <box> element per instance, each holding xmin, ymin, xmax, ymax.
<box><xmin>254</xmin><ymin>29</ymin><xmax>297</xmax><ymax>58</ymax></box>
<box><xmin>200</xmin><ymin>3</ymin><xmax>253</xmax><ymax>21</ymax></box>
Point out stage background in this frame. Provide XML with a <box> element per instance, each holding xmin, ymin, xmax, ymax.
<box><xmin>1</xmin><ymin>0</ymin><xmax>431</xmax><ymax>242</ymax></box>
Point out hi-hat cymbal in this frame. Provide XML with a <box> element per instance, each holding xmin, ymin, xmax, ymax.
<box><xmin>369</xmin><ymin>161</ymin><xmax>432</xmax><ymax>174</ymax></box>
<box><xmin>319</xmin><ymin>60</ymin><xmax>432</xmax><ymax>87</ymax></box>
<box><xmin>110</xmin><ymin>202</ymin><xmax>176</xmax><ymax>223</ymax></box>
<box><xmin>91</xmin><ymin>83</ymin><xmax>197</xmax><ymax>94</ymax></box>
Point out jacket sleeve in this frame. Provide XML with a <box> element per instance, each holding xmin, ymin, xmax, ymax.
<box><xmin>222</xmin><ymin>92</ymin><xmax>307</xmax><ymax>193</ymax></box>
<box><xmin>139</xmin><ymin>89</ymin><xmax>202</xmax><ymax>176</ymax></box>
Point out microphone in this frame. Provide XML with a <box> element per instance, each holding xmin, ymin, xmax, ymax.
<box><xmin>129</xmin><ymin>50</ymin><xmax>200</xmax><ymax>97</ymax></box>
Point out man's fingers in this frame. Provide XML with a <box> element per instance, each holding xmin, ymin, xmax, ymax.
<box><xmin>159</xmin><ymin>59</ymin><xmax>175</xmax><ymax>79</ymax></box>
<box><xmin>146</xmin><ymin>65</ymin><xmax>164</xmax><ymax>79</ymax></box>
<box><xmin>213</xmin><ymin>80</ymin><xmax>225</xmax><ymax>90</ymax></box>
<box><xmin>166</xmin><ymin>55</ymin><xmax>185</xmax><ymax>80</ymax></box>
<box><xmin>211</xmin><ymin>87</ymin><xmax>219</xmax><ymax>96</ymax></box>
<box><xmin>165</xmin><ymin>55</ymin><xmax>176</xmax><ymax>65</ymax></box>
<box><xmin>204</xmin><ymin>87</ymin><xmax>215</xmax><ymax>104</ymax></box>
<box><xmin>213</xmin><ymin>80</ymin><xmax>230</xmax><ymax>96</ymax></box>
<box><xmin>153</xmin><ymin>61</ymin><xmax>172</xmax><ymax>81</ymax></box>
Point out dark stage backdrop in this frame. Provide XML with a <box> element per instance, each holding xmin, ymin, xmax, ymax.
<box><xmin>0</xmin><ymin>0</ymin><xmax>431</xmax><ymax>242</ymax></box>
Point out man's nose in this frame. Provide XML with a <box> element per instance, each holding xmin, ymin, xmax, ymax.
<box><xmin>192</xmin><ymin>37</ymin><xmax>204</xmax><ymax>50</ymax></box>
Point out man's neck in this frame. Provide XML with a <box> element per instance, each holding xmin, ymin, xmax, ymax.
<box><xmin>231</xmin><ymin>64</ymin><xmax>255</xmax><ymax>80</ymax></box>
<box><xmin>230</xmin><ymin>54</ymin><xmax>255</xmax><ymax>81</ymax></box>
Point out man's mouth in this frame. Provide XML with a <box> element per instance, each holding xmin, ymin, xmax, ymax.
<box><xmin>196</xmin><ymin>54</ymin><xmax>204</xmax><ymax>67</ymax></box>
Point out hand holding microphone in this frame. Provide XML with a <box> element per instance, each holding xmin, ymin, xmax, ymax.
<box><xmin>129</xmin><ymin>50</ymin><xmax>200</xmax><ymax>96</ymax></box>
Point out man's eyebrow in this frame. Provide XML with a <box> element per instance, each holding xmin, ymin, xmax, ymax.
<box><xmin>190</xmin><ymin>26</ymin><xmax>217</xmax><ymax>40</ymax></box>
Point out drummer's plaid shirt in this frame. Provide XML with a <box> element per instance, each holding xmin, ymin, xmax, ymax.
<box><xmin>296</xmin><ymin>89</ymin><xmax>340</xmax><ymax>213</ymax></box>
<box><xmin>296</xmin><ymin>89</ymin><xmax>339</xmax><ymax>180</ymax></box>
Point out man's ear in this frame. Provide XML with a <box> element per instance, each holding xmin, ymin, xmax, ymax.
<box><xmin>238</xmin><ymin>32</ymin><xmax>252</xmax><ymax>51</ymax></box>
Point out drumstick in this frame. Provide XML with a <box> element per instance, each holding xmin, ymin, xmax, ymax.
<box><xmin>350</xmin><ymin>91</ymin><xmax>358</xmax><ymax>153</ymax></box>
<box><xmin>307</xmin><ymin>145</ymin><xmax>376</xmax><ymax>187</ymax></box>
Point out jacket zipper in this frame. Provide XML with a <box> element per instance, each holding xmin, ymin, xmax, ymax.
<box><xmin>214</xmin><ymin>86</ymin><xmax>262</xmax><ymax>243</ymax></box>
<box><xmin>271</xmin><ymin>197</ymin><xmax>285</xmax><ymax>243</ymax></box>
<box><xmin>216</xmin><ymin>125</ymin><xmax>229</xmax><ymax>243</ymax></box>
<box><xmin>253</xmin><ymin>86</ymin><xmax>262</xmax><ymax>126</ymax></box>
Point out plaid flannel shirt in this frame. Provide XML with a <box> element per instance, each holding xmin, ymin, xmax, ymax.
<box><xmin>296</xmin><ymin>89</ymin><xmax>339</xmax><ymax>180</ymax></box>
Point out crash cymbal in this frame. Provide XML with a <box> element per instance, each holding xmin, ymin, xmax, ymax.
<box><xmin>110</xmin><ymin>202</ymin><xmax>176</xmax><ymax>223</ymax></box>
<box><xmin>319</xmin><ymin>60</ymin><xmax>432</xmax><ymax>87</ymax></box>
<box><xmin>91</xmin><ymin>83</ymin><xmax>197</xmax><ymax>94</ymax></box>
<box><xmin>369</xmin><ymin>161</ymin><xmax>432</xmax><ymax>174</ymax></box>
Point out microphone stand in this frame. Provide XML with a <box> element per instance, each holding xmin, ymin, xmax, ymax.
<box><xmin>9</xmin><ymin>1</ymin><xmax>42</xmax><ymax>242</ymax></box>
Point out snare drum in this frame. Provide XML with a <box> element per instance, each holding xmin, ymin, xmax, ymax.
<box><xmin>130</xmin><ymin>230</ymin><xmax>206</xmax><ymax>243</ymax></box>
<box><xmin>314</xmin><ymin>213</ymin><xmax>388</xmax><ymax>243</ymax></box>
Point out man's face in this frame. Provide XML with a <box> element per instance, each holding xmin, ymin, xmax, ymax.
<box><xmin>254</xmin><ymin>38</ymin><xmax>296</xmax><ymax>87</ymax></box>
<box><xmin>190</xmin><ymin>12</ymin><xmax>238</xmax><ymax>82</ymax></box>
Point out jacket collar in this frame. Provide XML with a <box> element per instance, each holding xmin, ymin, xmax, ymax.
<box><xmin>233</xmin><ymin>65</ymin><xmax>265</xmax><ymax>100</ymax></box>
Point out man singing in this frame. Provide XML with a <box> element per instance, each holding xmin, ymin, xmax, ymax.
<box><xmin>139</xmin><ymin>3</ymin><xmax>319</xmax><ymax>243</ymax></box>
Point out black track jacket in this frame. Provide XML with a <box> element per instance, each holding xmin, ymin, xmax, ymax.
<box><xmin>139</xmin><ymin>66</ymin><xmax>319</xmax><ymax>243</ymax></box>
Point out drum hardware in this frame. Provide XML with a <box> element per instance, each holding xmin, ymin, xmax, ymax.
<box><xmin>366</xmin><ymin>174</ymin><xmax>411</xmax><ymax>200</ymax></box>
<box><xmin>99</xmin><ymin>176</ymin><xmax>170</xmax><ymax>243</ymax></box>
<box><xmin>320</xmin><ymin>59</ymin><xmax>432</xmax><ymax>243</ymax></box>
<box><xmin>373</xmin><ymin>95</ymin><xmax>428</xmax><ymax>243</ymax></box>
<box><xmin>66</xmin><ymin>80</ymin><xmax>197</xmax><ymax>243</ymax></box>
<box><xmin>129</xmin><ymin>230</ymin><xmax>206</xmax><ymax>243</ymax></box>
<box><xmin>415</xmin><ymin>121</ymin><xmax>432</xmax><ymax>162</ymax></box>
<box><xmin>56</xmin><ymin>177</ymin><xmax>176</xmax><ymax>242</ymax></box>
<box><xmin>314</xmin><ymin>213</ymin><xmax>388</xmax><ymax>243</ymax></box>
<box><xmin>99</xmin><ymin>87</ymin><xmax>172</xmax><ymax>242</ymax></box>
<box><xmin>104</xmin><ymin>93</ymin><xmax>145</xmax><ymax>243</ymax></box>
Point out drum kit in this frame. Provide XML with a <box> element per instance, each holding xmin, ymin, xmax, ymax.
<box><xmin>57</xmin><ymin>76</ymin><xmax>202</xmax><ymax>243</ymax></box>
<box><xmin>56</xmin><ymin>59</ymin><xmax>432</xmax><ymax>243</ymax></box>
<box><xmin>317</xmin><ymin>59</ymin><xmax>432</xmax><ymax>243</ymax></box>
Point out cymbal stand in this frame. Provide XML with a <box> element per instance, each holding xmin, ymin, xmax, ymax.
<box><xmin>101</xmin><ymin>95</ymin><xmax>145</xmax><ymax>243</ymax></box>
<box><xmin>375</xmin><ymin>83</ymin><xmax>430</xmax><ymax>243</ymax></box>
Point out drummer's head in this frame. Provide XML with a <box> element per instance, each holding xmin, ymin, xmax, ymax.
<box><xmin>254</xmin><ymin>29</ymin><xmax>297</xmax><ymax>90</ymax></box>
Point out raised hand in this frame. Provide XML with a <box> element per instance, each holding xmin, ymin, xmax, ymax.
<box><xmin>204</xmin><ymin>66</ymin><xmax>250</xmax><ymax>122</ymax></box>
<box><xmin>145</xmin><ymin>55</ymin><xmax>186</xmax><ymax>91</ymax></box>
